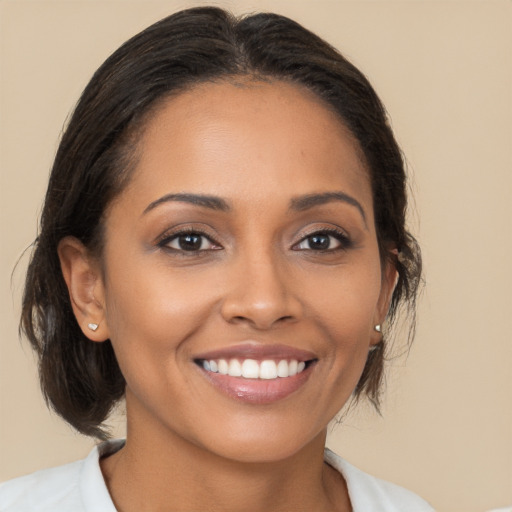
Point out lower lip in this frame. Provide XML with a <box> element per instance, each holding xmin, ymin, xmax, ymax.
<box><xmin>198</xmin><ymin>364</ymin><xmax>315</xmax><ymax>404</ymax></box>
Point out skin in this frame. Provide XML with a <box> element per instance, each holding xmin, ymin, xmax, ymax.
<box><xmin>59</xmin><ymin>80</ymin><xmax>396</xmax><ymax>512</ymax></box>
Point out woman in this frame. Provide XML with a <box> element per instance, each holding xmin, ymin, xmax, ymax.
<box><xmin>0</xmin><ymin>7</ymin><xmax>429</xmax><ymax>511</ymax></box>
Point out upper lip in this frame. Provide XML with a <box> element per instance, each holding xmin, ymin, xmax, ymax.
<box><xmin>193</xmin><ymin>343</ymin><xmax>317</xmax><ymax>362</ymax></box>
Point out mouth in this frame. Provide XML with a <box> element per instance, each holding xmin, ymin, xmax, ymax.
<box><xmin>195</xmin><ymin>358</ymin><xmax>313</xmax><ymax>379</ymax></box>
<box><xmin>193</xmin><ymin>344</ymin><xmax>318</xmax><ymax>404</ymax></box>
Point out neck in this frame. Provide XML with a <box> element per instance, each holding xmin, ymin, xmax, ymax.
<box><xmin>100</xmin><ymin>396</ymin><xmax>350</xmax><ymax>512</ymax></box>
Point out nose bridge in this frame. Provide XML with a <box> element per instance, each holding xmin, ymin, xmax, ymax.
<box><xmin>220</xmin><ymin>242</ymin><xmax>301</xmax><ymax>329</ymax></box>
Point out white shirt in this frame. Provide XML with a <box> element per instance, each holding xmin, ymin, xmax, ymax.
<box><xmin>0</xmin><ymin>440</ymin><xmax>434</xmax><ymax>511</ymax></box>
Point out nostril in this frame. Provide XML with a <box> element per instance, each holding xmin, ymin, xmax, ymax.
<box><xmin>220</xmin><ymin>285</ymin><xmax>303</xmax><ymax>329</ymax></box>
<box><xmin>275</xmin><ymin>315</ymin><xmax>296</xmax><ymax>325</ymax></box>
<box><xmin>229</xmin><ymin>314</ymin><xmax>296</xmax><ymax>328</ymax></box>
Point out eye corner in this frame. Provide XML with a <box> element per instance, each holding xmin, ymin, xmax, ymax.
<box><xmin>156</xmin><ymin>227</ymin><xmax>223</xmax><ymax>254</ymax></box>
<box><xmin>292</xmin><ymin>227</ymin><xmax>353</xmax><ymax>252</ymax></box>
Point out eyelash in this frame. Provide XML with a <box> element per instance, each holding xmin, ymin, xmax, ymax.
<box><xmin>156</xmin><ymin>228</ymin><xmax>221</xmax><ymax>254</ymax></box>
<box><xmin>156</xmin><ymin>227</ymin><xmax>352</xmax><ymax>255</ymax></box>
<box><xmin>293</xmin><ymin>228</ymin><xmax>352</xmax><ymax>252</ymax></box>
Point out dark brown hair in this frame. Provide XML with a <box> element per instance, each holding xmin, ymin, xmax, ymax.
<box><xmin>21</xmin><ymin>6</ymin><xmax>421</xmax><ymax>439</ymax></box>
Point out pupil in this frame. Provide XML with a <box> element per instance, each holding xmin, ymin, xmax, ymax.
<box><xmin>309</xmin><ymin>235</ymin><xmax>329</xmax><ymax>250</ymax></box>
<box><xmin>179</xmin><ymin>234</ymin><xmax>202</xmax><ymax>250</ymax></box>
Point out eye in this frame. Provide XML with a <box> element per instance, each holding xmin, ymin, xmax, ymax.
<box><xmin>294</xmin><ymin>229</ymin><xmax>351</xmax><ymax>251</ymax></box>
<box><xmin>158</xmin><ymin>231</ymin><xmax>221</xmax><ymax>252</ymax></box>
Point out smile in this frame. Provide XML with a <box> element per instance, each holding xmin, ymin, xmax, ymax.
<box><xmin>199</xmin><ymin>358</ymin><xmax>307</xmax><ymax>379</ymax></box>
<box><xmin>193</xmin><ymin>344</ymin><xmax>318</xmax><ymax>404</ymax></box>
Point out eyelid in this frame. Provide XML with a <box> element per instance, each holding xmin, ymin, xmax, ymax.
<box><xmin>154</xmin><ymin>224</ymin><xmax>352</xmax><ymax>254</ymax></box>
<box><xmin>292</xmin><ymin>226</ymin><xmax>352</xmax><ymax>251</ymax></box>
<box><xmin>155</xmin><ymin>226</ymin><xmax>222</xmax><ymax>251</ymax></box>
<box><xmin>166</xmin><ymin>233</ymin><xmax>217</xmax><ymax>251</ymax></box>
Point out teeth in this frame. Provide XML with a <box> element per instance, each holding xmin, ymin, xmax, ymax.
<box><xmin>276</xmin><ymin>360</ymin><xmax>289</xmax><ymax>377</ymax></box>
<box><xmin>259</xmin><ymin>360</ymin><xmax>278</xmax><ymax>379</ymax></box>
<box><xmin>201</xmin><ymin>358</ymin><xmax>308</xmax><ymax>379</ymax></box>
<box><xmin>218</xmin><ymin>359</ymin><xmax>229</xmax><ymax>375</ymax></box>
<box><xmin>227</xmin><ymin>359</ymin><xmax>242</xmax><ymax>377</ymax></box>
<box><xmin>241</xmin><ymin>359</ymin><xmax>259</xmax><ymax>379</ymax></box>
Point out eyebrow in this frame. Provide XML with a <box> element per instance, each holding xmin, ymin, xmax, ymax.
<box><xmin>143</xmin><ymin>193</ymin><xmax>231</xmax><ymax>215</ymax></box>
<box><xmin>290</xmin><ymin>191</ymin><xmax>367</xmax><ymax>225</ymax></box>
<box><xmin>142</xmin><ymin>190</ymin><xmax>367</xmax><ymax>225</ymax></box>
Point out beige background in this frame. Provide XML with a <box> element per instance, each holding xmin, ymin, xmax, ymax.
<box><xmin>1</xmin><ymin>1</ymin><xmax>510</xmax><ymax>511</ymax></box>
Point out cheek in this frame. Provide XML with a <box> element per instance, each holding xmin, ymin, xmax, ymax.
<box><xmin>300</xmin><ymin>258</ymin><xmax>382</xmax><ymax>383</ymax></box>
<box><xmin>101</xmin><ymin>266</ymin><xmax>210</xmax><ymax>414</ymax></box>
<box><xmin>302</xmin><ymin>261</ymin><xmax>382</xmax><ymax>335</ymax></box>
<box><xmin>104</xmin><ymin>266</ymin><xmax>212</xmax><ymax>348</ymax></box>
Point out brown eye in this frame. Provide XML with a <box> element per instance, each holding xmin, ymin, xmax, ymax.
<box><xmin>294</xmin><ymin>229</ymin><xmax>352</xmax><ymax>252</ymax></box>
<box><xmin>160</xmin><ymin>231</ymin><xmax>219</xmax><ymax>252</ymax></box>
<box><xmin>175</xmin><ymin>234</ymin><xmax>205</xmax><ymax>251</ymax></box>
<box><xmin>297</xmin><ymin>234</ymin><xmax>339</xmax><ymax>250</ymax></box>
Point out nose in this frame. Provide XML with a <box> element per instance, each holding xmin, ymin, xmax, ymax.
<box><xmin>220</xmin><ymin>248</ymin><xmax>303</xmax><ymax>330</ymax></box>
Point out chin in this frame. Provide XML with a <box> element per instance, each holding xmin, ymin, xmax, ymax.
<box><xmin>189</xmin><ymin>418</ymin><xmax>327</xmax><ymax>465</ymax></box>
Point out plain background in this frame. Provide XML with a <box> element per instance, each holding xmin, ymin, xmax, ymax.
<box><xmin>0</xmin><ymin>1</ymin><xmax>510</xmax><ymax>511</ymax></box>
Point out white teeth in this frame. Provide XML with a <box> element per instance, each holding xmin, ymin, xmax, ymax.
<box><xmin>228</xmin><ymin>359</ymin><xmax>242</xmax><ymax>377</ymax></box>
<box><xmin>202</xmin><ymin>358</ymin><xmax>309</xmax><ymax>380</ymax></box>
<box><xmin>241</xmin><ymin>359</ymin><xmax>260</xmax><ymax>379</ymax></box>
<box><xmin>276</xmin><ymin>359</ymin><xmax>289</xmax><ymax>378</ymax></box>
<box><xmin>218</xmin><ymin>359</ymin><xmax>229</xmax><ymax>375</ymax></box>
<box><xmin>259</xmin><ymin>360</ymin><xmax>278</xmax><ymax>379</ymax></box>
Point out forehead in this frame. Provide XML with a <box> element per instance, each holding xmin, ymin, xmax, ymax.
<box><xmin>121</xmin><ymin>79</ymin><xmax>372</xmax><ymax>213</ymax></box>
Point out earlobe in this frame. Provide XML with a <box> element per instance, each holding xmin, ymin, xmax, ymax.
<box><xmin>57</xmin><ymin>236</ymin><xmax>109</xmax><ymax>342</ymax></box>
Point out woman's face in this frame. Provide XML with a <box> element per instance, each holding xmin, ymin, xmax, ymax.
<box><xmin>97</xmin><ymin>80</ymin><xmax>394</xmax><ymax>462</ymax></box>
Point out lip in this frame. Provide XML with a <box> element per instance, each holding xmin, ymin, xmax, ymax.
<box><xmin>198</xmin><ymin>363</ymin><xmax>316</xmax><ymax>404</ymax></box>
<box><xmin>193</xmin><ymin>342</ymin><xmax>317</xmax><ymax>362</ymax></box>
<box><xmin>193</xmin><ymin>342</ymin><xmax>317</xmax><ymax>404</ymax></box>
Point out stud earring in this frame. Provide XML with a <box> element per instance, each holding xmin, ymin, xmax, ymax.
<box><xmin>374</xmin><ymin>324</ymin><xmax>382</xmax><ymax>333</ymax></box>
<box><xmin>87</xmin><ymin>323</ymin><xmax>99</xmax><ymax>332</ymax></box>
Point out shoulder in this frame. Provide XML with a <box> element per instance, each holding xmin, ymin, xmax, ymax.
<box><xmin>324</xmin><ymin>448</ymin><xmax>435</xmax><ymax>512</ymax></box>
<box><xmin>0</xmin><ymin>441</ymin><xmax>121</xmax><ymax>512</ymax></box>
<box><xmin>0</xmin><ymin>459</ymin><xmax>84</xmax><ymax>511</ymax></box>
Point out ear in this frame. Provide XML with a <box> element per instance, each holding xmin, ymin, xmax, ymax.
<box><xmin>58</xmin><ymin>236</ymin><xmax>109</xmax><ymax>342</ymax></box>
<box><xmin>371</xmin><ymin>251</ymin><xmax>399</xmax><ymax>346</ymax></box>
